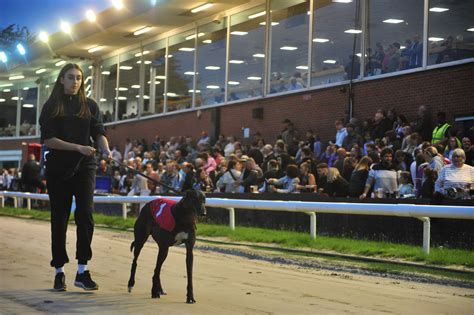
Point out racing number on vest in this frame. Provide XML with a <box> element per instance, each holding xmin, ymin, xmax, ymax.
<box><xmin>155</xmin><ymin>202</ymin><xmax>167</xmax><ymax>218</ymax></box>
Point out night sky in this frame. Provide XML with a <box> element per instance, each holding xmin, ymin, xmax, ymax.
<box><xmin>0</xmin><ymin>0</ymin><xmax>111</xmax><ymax>35</ymax></box>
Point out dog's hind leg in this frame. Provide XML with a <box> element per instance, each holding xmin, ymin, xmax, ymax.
<box><xmin>128</xmin><ymin>205</ymin><xmax>152</xmax><ymax>293</ymax></box>
<box><xmin>185</xmin><ymin>238</ymin><xmax>196</xmax><ymax>304</ymax></box>
<box><xmin>151</xmin><ymin>238</ymin><xmax>169</xmax><ymax>299</ymax></box>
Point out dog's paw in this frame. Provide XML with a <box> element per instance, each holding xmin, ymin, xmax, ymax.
<box><xmin>128</xmin><ymin>286</ymin><xmax>133</xmax><ymax>293</ymax></box>
<box><xmin>151</xmin><ymin>292</ymin><xmax>161</xmax><ymax>299</ymax></box>
<box><xmin>186</xmin><ymin>297</ymin><xmax>196</xmax><ymax>304</ymax></box>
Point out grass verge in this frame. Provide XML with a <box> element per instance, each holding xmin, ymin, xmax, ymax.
<box><xmin>1</xmin><ymin>206</ymin><xmax>473</xmax><ymax>270</ymax></box>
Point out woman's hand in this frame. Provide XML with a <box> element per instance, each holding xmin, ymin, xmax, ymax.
<box><xmin>77</xmin><ymin>145</ymin><xmax>96</xmax><ymax>156</ymax></box>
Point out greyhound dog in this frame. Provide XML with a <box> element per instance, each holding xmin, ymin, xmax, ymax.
<box><xmin>127</xmin><ymin>190</ymin><xmax>206</xmax><ymax>303</ymax></box>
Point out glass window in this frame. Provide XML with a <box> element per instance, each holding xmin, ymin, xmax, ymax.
<box><xmin>311</xmin><ymin>0</ymin><xmax>361</xmax><ymax>86</ymax></box>
<box><xmin>228</xmin><ymin>5</ymin><xmax>266</xmax><ymax>101</ymax></box>
<box><xmin>196</xmin><ymin>18</ymin><xmax>227</xmax><ymax>106</ymax></box>
<box><xmin>428</xmin><ymin>0</ymin><xmax>474</xmax><ymax>65</ymax></box>
<box><xmin>366</xmin><ymin>0</ymin><xmax>424</xmax><ymax>77</ymax></box>
<box><xmin>143</xmin><ymin>39</ymin><xmax>166</xmax><ymax>116</ymax></box>
<box><xmin>0</xmin><ymin>87</ymin><xmax>17</xmax><ymax>137</ymax></box>
<box><xmin>167</xmin><ymin>31</ymin><xmax>195</xmax><ymax>112</ymax></box>
<box><xmin>19</xmin><ymin>86</ymin><xmax>38</xmax><ymax>136</ymax></box>
<box><xmin>270</xmin><ymin>0</ymin><xmax>310</xmax><ymax>94</ymax></box>
<box><xmin>83</xmin><ymin>64</ymin><xmax>93</xmax><ymax>99</ymax></box>
<box><xmin>118</xmin><ymin>50</ymin><xmax>141</xmax><ymax>121</ymax></box>
<box><xmin>99</xmin><ymin>56</ymin><xmax>118</xmax><ymax>123</ymax></box>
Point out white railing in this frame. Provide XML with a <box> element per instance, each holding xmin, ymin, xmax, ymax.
<box><xmin>1</xmin><ymin>191</ymin><xmax>473</xmax><ymax>254</ymax></box>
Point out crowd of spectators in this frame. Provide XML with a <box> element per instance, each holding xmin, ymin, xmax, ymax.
<box><xmin>3</xmin><ymin>105</ymin><xmax>473</xmax><ymax>202</ymax></box>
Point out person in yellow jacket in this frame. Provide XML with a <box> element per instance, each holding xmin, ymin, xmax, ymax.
<box><xmin>432</xmin><ymin>112</ymin><xmax>453</xmax><ymax>145</ymax></box>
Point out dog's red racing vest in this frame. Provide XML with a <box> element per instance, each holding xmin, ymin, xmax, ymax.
<box><xmin>150</xmin><ymin>198</ymin><xmax>177</xmax><ymax>232</ymax></box>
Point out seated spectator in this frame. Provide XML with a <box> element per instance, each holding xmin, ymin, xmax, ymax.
<box><xmin>383</xmin><ymin>130</ymin><xmax>401</xmax><ymax>152</ymax></box>
<box><xmin>424</xmin><ymin>146</ymin><xmax>445</xmax><ymax>174</ymax></box>
<box><xmin>444</xmin><ymin>136</ymin><xmax>461</xmax><ymax>162</ymax></box>
<box><xmin>462</xmin><ymin>137</ymin><xmax>474</xmax><ymax>166</ymax></box>
<box><xmin>319</xmin><ymin>144</ymin><xmax>338</xmax><ymax>167</ymax></box>
<box><xmin>263</xmin><ymin>159</ymin><xmax>282</xmax><ymax>182</ymax></box>
<box><xmin>237</xmin><ymin>157</ymin><xmax>263</xmax><ymax>192</ymax></box>
<box><xmin>267</xmin><ymin>165</ymin><xmax>300</xmax><ymax>193</ymax></box>
<box><xmin>334</xmin><ymin>148</ymin><xmax>347</xmax><ymax>175</ymax></box>
<box><xmin>160</xmin><ymin>161</ymin><xmax>181</xmax><ymax>193</ymax></box>
<box><xmin>435</xmin><ymin>148</ymin><xmax>474</xmax><ymax>199</ymax></box>
<box><xmin>394</xmin><ymin>150</ymin><xmax>411</xmax><ymax>172</ymax></box>
<box><xmin>194</xmin><ymin>168</ymin><xmax>214</xmax><ymax>193</ymax></box>
<box><xmin>316</xmin><ymin>163</ymin><xmax>329</xmax><ymax>193</ymax></box>
<box><xmin>398</xmin><ymin>171</ymin><xmax>414</xmax><ymax>197</ymax></box>
<box><xmin>420</xmin><ymin>168</ymin><xmax>437</xmax><ymax>199</ymax></box>
<box><xmin>402</xmin><ymin>132</ymin><xmax>419</xmax><ymax>156</ymax></box>
<box><xmin>97</xmin><ymin>159</ymin><xmax>113</xmax><ymax>177</ymax></box>
<box><xmin>180</xmin><ymin>163</ymin><xmax>196</xmax><ymax>192</ymax></box>
<box><xmin>296</xmin><ymin>161</ymin><xmax>317</xmax><ymax>193</ymax></box>
<box><xmin>342</xmin><ymin>157</ymin><xmax>357</xmax><ymax>182</ymax></box>
<box><xmin>371</xmin><ymin>110</ymin><xmax>392</xmax><ymax>141</ymax></box>
<box><xmin>349</xmin><ymin>156</ymin><xmax>372</xmax><ymax>198</ymax></box>
<box><xmin>216</xmin><ymin>160</ymin><xmax>242</xmax><ymax>193</ymax></box>
<box><xmin>323</xmin><ymin>168</ymin><xmax>349</xmax><ymax>197</ymax></box>
<box><xmin>360</xmin><ymin>148</ymin><xmax>399</xmax><ymax>199</ymax></box>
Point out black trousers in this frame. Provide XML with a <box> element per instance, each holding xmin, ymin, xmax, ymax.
<box><xmin>47</xmin><ymin>167</ymin><xmax>95</xmax><ymax>268</ymax></box>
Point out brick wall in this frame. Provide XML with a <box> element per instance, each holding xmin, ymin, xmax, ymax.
<box><xmin>2</xmin><ymin>62</ymin><xmax>473</xmax><ymax>152</ymax></box>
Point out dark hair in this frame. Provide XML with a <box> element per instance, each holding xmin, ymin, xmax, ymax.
<box><xmin>316</xmin><ymin>162</ymin><xmax>328</xmax><ymax>169</ymax></box>
<box><xmin>48</xmin><ymin>63</ymin><xmax>90</xmax><ymax>118</ymax></box>
<box><xmin>286</xmin><ymin>164</ymin><xmax>298</xmax><ymax>178</ymax></box>
<box><xmin>380</xmin><ymin>147</ymin><xmax>394</xmax><ymax>158</ymax></box>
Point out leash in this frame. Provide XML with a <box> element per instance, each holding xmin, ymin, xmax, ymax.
<box><xmin>108</xmin><ymin>158</ymin><xmax>182</xmax><ymax>194</ymax></box>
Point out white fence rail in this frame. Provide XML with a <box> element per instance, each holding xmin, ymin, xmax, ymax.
<box><xmin>1</xmin><ymin>191</ymin><xmax>473</xmax><ymax>254</ymax></box>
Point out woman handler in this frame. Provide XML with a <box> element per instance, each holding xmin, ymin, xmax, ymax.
<box><xmin>39</xmin><ymin>63</ymin><xmax>111</xmax><ymax>291</ymax></box>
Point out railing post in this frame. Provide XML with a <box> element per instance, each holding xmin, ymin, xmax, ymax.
<box><xmin>308</xmin><ymin>212</ymin><xmax>317</xmax><ymax>239</ymax></box>
<box><xmin>122</xmin><ymin>203</ymin><xmax>128</xmax><ymax>220</ymax></box>
<box><xmin>1</xmin><ymin>195</ymin><xmax>5</xmax><ymax>208</ymax></box>
<box><xmin>13</xmin><ymin>197</ymin><xmax>18</xmax><ymax>208</ymax></box>
<box><xmin>27</xmin><ymin>197</ymin><xmax>31</xmax><ymax>210</ymax></box>
<box><xmin>228</xmin><ymin>207</ymin><xmax>235</xmax><ymax>230</ymax></box>
<box><xmin>417</xmin><ymin>217</ymin><xmax>431</xmax><ymax>254</ymax></box>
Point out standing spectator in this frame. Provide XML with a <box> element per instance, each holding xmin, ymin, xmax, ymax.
<box><xmin>160</xmin><ymin>161</ymin><xmax>181</xmax><ymax>193</ymax></box>
<box><xmin>124</xmin><ymin>138</ymin><xmax>132</xmax><ymax>160</ymax></box>
<box><xmin>334</xmin><ymin>119</ymin><xmax>347</xmax><ymax>147</ymax></box>
<box><xmin>342</xmin><ymin>157</ymin><xmax>357</xmax><ymax>182</ymax></box>
<box><xmin>111</xmin><ymin>145</ymin><xmax>122</xmax><ymax>162</ymax></box>
<box><xmin>412</xmin><ymin>105</ymin><xmax>432</xmax><ymax>142</ymax></box>
<box><xmin>151</xmin><ymin>135</ymin><xmax>161</xmax><ymax>152</ymax></box>
<box><xmin>349</xmin><ymin>156</ymin><xmax>372</xmax><ymax>197</ymax></box>
<box><xmin>320</xmin><ymin>144</ymin><xmax>338</xmax><ymax>167</ymax></box>
<box><xmin>316</xmin><ymin>163</ymin><xmax>329</xmax><ymax>193</ymax></box>
<box><xmin>371</xmin><ymin>110</ymin><xmax>392</xmax><ymax>141</ymax></box>
<box><xmin>21</xmin><ymin>154</ymin><xmax>44</xmax><ymax>193</ymax></box>
<box><xmin>342</xmin><ymin>123</ymin><xmax>363</xmax><ymax>151</ymax></box>
<box><xmin>282</xmin><ymin>121</ymin><xmax>299</xmax><ymax>156</ymax></box>
<box><xmin>432</xmin><ymin>112</ymin><xmax>453</xmax><ymax>145</ymax></box>
<box><xmin>261</xmin><ymin>144</ymin><xmax>276</xmax><ymax>172</ymax></box>
<box><xmin>360</xmin><ymin>148</ymin><xmax>399</xmax><ymax>198</ymax></box>
<box><xmin>224</xmin><ymin>136</ymin><xmax>236</xmax><ymax>157</ymax></box>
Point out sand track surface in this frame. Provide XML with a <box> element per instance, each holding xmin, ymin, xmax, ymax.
<box><xmin>0</xmin><ymin>216</ymin><xmax>472</xmax><ymax>314</ymax></box>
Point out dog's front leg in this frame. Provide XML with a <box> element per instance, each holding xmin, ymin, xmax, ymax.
<box><xmin>185</xmin><ymin>240</ymin><xmax>195</xmax><ymax>304</ymax></box>
<box><xmin>151</xmin><ymin>246</ymin><xmax>168</xmax><ymax>298</ymax></box>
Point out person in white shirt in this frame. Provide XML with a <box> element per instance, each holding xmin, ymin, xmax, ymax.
<box><xmin>435</xmin><ymin>148</ymin><xmax>474</xmax><ymax>198</ymax></box>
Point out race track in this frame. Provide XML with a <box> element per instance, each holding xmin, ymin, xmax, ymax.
<box><xmin>0</xmin><ymin>216</ymin><xmax>472</xmax><ymax>314</ymax></box>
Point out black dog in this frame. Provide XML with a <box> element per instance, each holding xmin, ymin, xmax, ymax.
<box><xmin>127</xmin><ymin>190</ymin><xmax>206</xmax><ymax>303</ymax></box>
